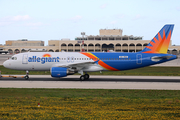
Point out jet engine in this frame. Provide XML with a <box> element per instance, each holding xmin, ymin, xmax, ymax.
<box><xmin>50</xmin><ymin>67</ymin><xmax>76</xmax><ymax>77</ymax></box>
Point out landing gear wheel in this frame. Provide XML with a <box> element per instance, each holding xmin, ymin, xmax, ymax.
<box><xmin>25</xmin><ymin>70</ymin><xmax>29</xmax><ymax>80</ymax></box>
<box><xmin>25</xmin><ymin>75</ymin><xmax>29</xmax><ymax>80</ymax></box>
<box><xmin>80</xmin><ymin>75</ymin><xmax>85</xmax><ymax>81</ymax></box>
<box><xmin>84</xmin><ymin>74</ymin><xmax>89</xmax><ymax>79</ymax></box>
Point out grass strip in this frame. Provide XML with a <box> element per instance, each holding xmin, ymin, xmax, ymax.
<box><xmin>0</xmin><ymin>88</ymin><xmax>180</xmax><ymax>119</ymax></box>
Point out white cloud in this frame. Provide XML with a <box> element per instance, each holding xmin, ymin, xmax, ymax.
<box><xmin>71</xmin><ymin>15</ymin><xmax>82</xmax><ymax>20</ymax></box>
<box><xmin>0</xmin><ymin>21</ymin><xmax>12</xmax><ymax>26</ymax></box>
<box><xmin>176</xmin><ymin>6</ymin><xmax>180</xmax><ymax>11</ymax></box>
<box><xmin>12</xmin><ymin>15</ymin><xmax>30</xmax><ymax>21</ymax></box>
<box><xmin>100</xmin><ymin>4</ymin><xmax>107</xmax><ymax>9</ymax></box>
<box><xmin>0</xmin><ymin>15</ymin><xmax>30</xmax><ymax>25</ymax></box>
<box><xmin>116</xmin><ymin>14</ymin><xmax>125</xmax><ymax>19</ymax></box>
<box><xmin>25</xmin><ymin>22</ymin><xmax>43</xmax><ymax>29</ymax></box>
<box><xmin>70</xmin><ymin>15</ymin><xmax>82</xmax><ymax>22</ymax></box>
<box><xmin>0</xmin><ymin>17</ymin><xmax>12</xmax><ymax>26</ymax></box>
<box><xmin>26</xmin><ymin>22</ymin><xmax>43</xmax><ymax>26</ymax></box>
<box><xmin>133</xmin><ymin>14</ymin><xmax>145</xmax><ymax>20</ymax></box>
<box><xmin>110</xmin><ymin>20</ymin><xmax>117</xmax><ymax>24</ymax></box>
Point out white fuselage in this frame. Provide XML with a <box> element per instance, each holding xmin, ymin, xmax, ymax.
<box><xmin>3</xmin><ymin>52</ymin><xmax>105</xmax><ymax>72</ymax></box>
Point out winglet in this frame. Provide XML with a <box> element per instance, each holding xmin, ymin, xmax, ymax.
<box><xmin>140</xmin><ymin>24</ymin><xmax>174</xmax><ymax>54</ymax></box>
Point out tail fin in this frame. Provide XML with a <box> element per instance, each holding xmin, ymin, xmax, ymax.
<box><xmin>140</xmin><ymin>24</ymin><xmax>174</xmax><ymax>54</ymax></box>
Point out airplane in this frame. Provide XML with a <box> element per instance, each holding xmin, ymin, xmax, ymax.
<box><xmin>3</xmin><ymin>24</ymin><xmax>177</xmax><ymax>80</ymax></box>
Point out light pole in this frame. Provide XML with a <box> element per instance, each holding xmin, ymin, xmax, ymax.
<box><xmin>81</xmin><ymin>32</ymin><xmax>85</xmax><ymax>52</ymax></box>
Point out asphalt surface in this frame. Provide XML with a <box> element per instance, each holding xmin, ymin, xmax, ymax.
<box><xmin>1</xmin><ymin>75</ymin><xmax>180</xmax><ymax>90</ymax></box>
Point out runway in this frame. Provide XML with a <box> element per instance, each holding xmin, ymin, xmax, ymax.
<box><xmin>1</xmin><ymin>75</ymin><xmax>180</xmax><ymax>90</ymax></box>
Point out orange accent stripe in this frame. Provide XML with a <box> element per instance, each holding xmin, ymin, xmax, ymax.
<box><xmin>80</xmin><ymin>52</ymin><xmax>119</xmax><ymax>71</ymax></box>
<box><xmin>98</xmin><ymin>60</ymin><xmax>119</xmax><ymax>71</ymax></box>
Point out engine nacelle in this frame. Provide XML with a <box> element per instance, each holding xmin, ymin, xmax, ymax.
<box><xmin>50</xmin><ymin>67</ymin><xmax>77</xmax><ymax>78</ymax></box>
<box><xmin>51</xmin><ymin>67</ymin><xmax>68</xmax><ymax>77</ymax></box>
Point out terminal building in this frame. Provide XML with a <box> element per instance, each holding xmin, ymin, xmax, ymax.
<box><xmin>1</xmin><ymin>29</ymin><xmax>180</xmax><ymax>55</ymax></box>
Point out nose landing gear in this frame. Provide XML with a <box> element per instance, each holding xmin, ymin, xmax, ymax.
<box><xmin>25</xmin><ymin>70</ymin><xmax>29</xmax><ymax>80</ymax></box>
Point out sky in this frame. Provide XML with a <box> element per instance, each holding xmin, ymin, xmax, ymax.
<box><xmin>0</xmin><ymin>0</ymin><xmax>180</xmax><ymax>46</ymax></box>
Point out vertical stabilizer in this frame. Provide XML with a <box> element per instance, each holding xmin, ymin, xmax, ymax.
<box><xmin>140</xmin><ymin>24</ymin><xmax>174</xmax><ymax>54</ymax></box>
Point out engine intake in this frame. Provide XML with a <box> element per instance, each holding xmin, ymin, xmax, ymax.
<box><xmin>50</xmin><ymin>67</ymin><xmax>76</xmax><ymax>77</ymax></box>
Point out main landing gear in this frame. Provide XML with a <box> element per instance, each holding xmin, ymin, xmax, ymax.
<box><xmin>79</xmin><ymin>70</ymin><xmax>90</xmax><ymax>81</ymax></box>
<box><xmin>80</xmin><ymin>74</ymin><xmax>89</xmax><ymax>81</ymax></box>
<box><xmin>25</xmin><ymin>70</ymin><xmax>29</xmax><ymax>80</ymax></box>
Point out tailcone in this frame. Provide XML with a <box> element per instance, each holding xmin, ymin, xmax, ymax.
<box><xmin>170</xmin><ymin>54</ymin><xmax>177</xmax><ymax>61</ymax></box>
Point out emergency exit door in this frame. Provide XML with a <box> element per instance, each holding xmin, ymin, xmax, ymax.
<box><xmin>136</xmin><ymin>54</ymin><xmax>142</xmax><ymax>64</ymax></box>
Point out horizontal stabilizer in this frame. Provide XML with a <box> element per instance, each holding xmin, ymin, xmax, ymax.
<box><xmin>151</xmin><ymin>55</ymin><xmax>175</xmax><ymax>62</ymax></box>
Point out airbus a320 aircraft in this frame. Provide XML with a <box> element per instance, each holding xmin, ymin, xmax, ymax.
<box><xmin>3</xmin><ymin>24</ymin><xmax>177</xmax><ymax>80</ymax></box>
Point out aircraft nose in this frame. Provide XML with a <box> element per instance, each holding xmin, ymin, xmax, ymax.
<box><xmin>3</xmin><ymin>60</ymin><xmax>8</xmax><ymax>68</ymax></box>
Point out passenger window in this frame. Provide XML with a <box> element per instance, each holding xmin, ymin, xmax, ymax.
<box><xmin>12</xmin><ymin>57</ymin><xmax>14</xmax><ymax>60</ymax></box>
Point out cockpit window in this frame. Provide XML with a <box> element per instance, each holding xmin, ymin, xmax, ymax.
<box><xmin>11</xmin><ymin>57</ymin><xmax>17</xmax><ymax>60</ymax></box>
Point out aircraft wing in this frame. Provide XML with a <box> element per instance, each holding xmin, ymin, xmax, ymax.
<box><xmin>52</xmin><ymin>61</ymin><xmax>96</xmax><ymax>70</ymax></box>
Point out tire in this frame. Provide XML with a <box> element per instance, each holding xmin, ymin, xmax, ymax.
<box><xmin>84</xmin><ymin>74</ymin><xmax>89</xmax><ymax>79</ymax></box>
<box><xmin>80</xmin><ymin>75</ymin><xmax>85</xmax><ymax>81</ymax></box>
<box><xmin>25</xmin><ymin>75</ymin><xmax>29</xmax><ymax>80</ymax></box>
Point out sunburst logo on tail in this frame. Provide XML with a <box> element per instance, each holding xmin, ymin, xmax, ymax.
<box><xmin>141</xmin><ymin>24</ymin><xmax>174</xmax><ymax>54</ymax></box>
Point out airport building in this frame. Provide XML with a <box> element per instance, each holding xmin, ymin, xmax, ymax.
<box><xmin>6</xmin><ymin>39</ymin><xmax>44</xmax><ymax>46</ymax></box>
<box><xmin>1</xmin><ymin>29</ymin><xmax>180</xmax><ymax>54</ymax></box>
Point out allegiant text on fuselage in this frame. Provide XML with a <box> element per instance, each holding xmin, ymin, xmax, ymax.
<box><xmin>28</xmin><ymin>56</ymin><xmax>60</xmax><ymax>64</ymax></box>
